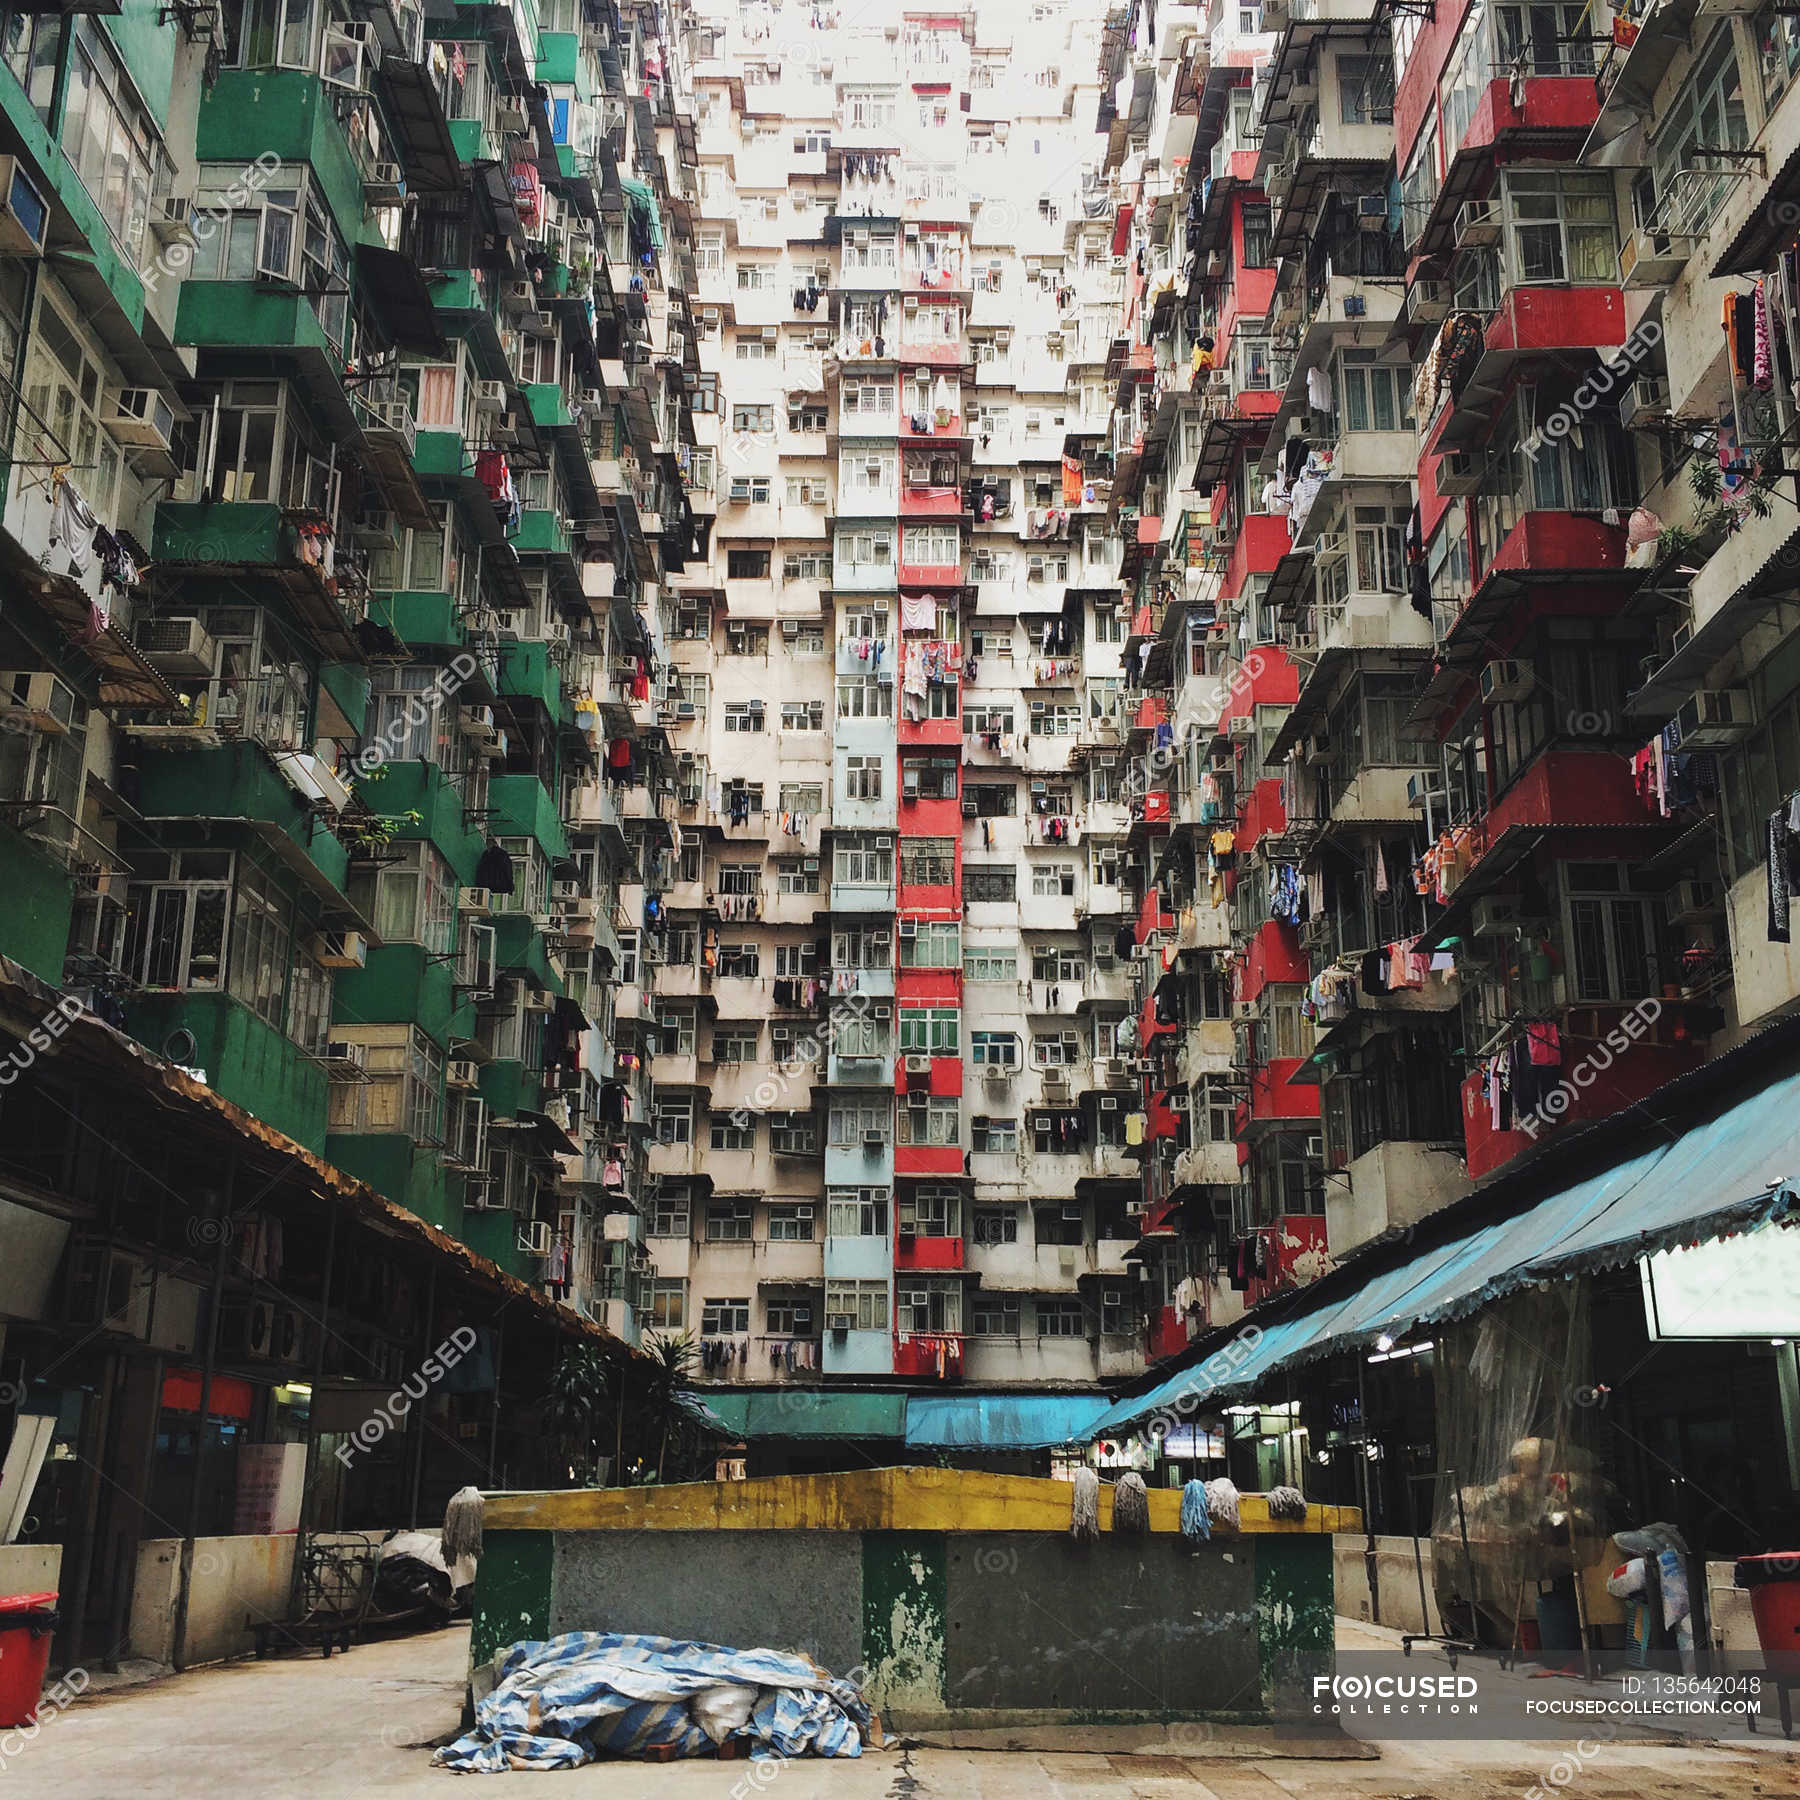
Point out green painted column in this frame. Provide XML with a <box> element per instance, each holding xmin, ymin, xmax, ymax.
<box><xmin>470</xmin><ymin>1530</ymin><xmax>554</xmax><ymax>1667</ymax></box>
<box><xmin>1254</xmin><ymin>1533</ymin><xmax>1336</xmax><ymax>1716</ymax></box>
<box><xmin>860</xmin><ymin>1531</ymin><xmax>946</xmax><ymax>1715</ymax></box>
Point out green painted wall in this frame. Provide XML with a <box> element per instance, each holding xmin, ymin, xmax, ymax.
<box><xmin>536</xmin><ymin>33</ymin><xmax>577</xmax><ymax>82</ymax></box>
<box><xmin>321</xmin><ymin>1131</ymin><xmax>454</xmax><ymax>1224</ymax></box>
<box><xmin>470</xmin><ymin>1530</ymin><xmax>553</xmax><ymax>1666</ymax></box>
<box><xmin>104</xmin><ymin>1</ymin><xmax>179</xmax><ymax>129</ymax></box>
<box><xmin>152</xmin><ymin>501</ymin><xmax>283</xmax><ymax>566</ymax></box>
<box><xmin>372</xmin><ymin>591</ymin><xmax>466</xmax><ymax>654</ymax></box>
<box><xmin>496</xmin><ymin>642</ymin><xmax>568</xmax><ymax>727</ymax></box>
<box><xmin>333</xmin><ymin>942</ymin><xmax>467</xmax><ymax>1048</ymax></box>
<box><xmin>318</xmin><ymin>662</ymin><xmax>370</xmax><ymax>737</ymax></box>
<box><xmin>476</xmin><ymin>1056</ymin><xmax>539</xmax><ymax>1122</ymax></box>
<box><xmin>351</xmin><ymin>762</ymin><xmax>483</xmax><ymax>886</ymax></box>
<box><xmin>490</xmin><ymin>772</ymin><xmax>568</xmax><ymax>860</ymax></box>
<box><xmin>174</xmin><ymin>283</ymin><xmax>332</xmax><ymax>355</ymax></box>
<box><xmin>130</xmin><ymin>993</ymin><xmax>328</xmax><ymax>1151</ymax></box>
<box><xmin>194</xmin><ymin>71</ymin><xmax>366</xmax><ymax>247</ymax></box>
<box><xmin>861</xmin><ymin>1532</ymin><xmax>948</xmax><ymax>1713</ymax></box>
<box><xmin>0</xmin><ymin>830</ymin><xmax>74</xmax><ymax>985</ymax></box>
<box><xmin>460</xmin><ymin>1204</ymin><xmax>528</xmax><ymax>1279</ymax></box>
<box><xmin>1253</xmin><ymin>1534</ymin><xmax>1335</xmax><ymax>1713</ymax></box>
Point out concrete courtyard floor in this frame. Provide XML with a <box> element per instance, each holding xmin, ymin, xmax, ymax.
<box><xmin>8</xmin><ymin>1620</ymin><xmax>1799</xmax><ymax>1799</ymax></box>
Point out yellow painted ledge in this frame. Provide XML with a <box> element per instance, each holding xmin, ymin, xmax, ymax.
<box><xmin>483</xmin><ymin>1467</ymin><xmax>1362</xmax><ymax>1536</ymax></box>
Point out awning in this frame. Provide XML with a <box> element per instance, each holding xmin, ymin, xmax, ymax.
<box><xmin>1086</xmin><ymin>1041</ymin><xmax>1800</xmax><ymax>1437</ymax></box>
<box><xmin>375</xmin><ymin>58</ymin><xmax>462</xmax><ymax>194</ymax></box>
<box><xmin>1712</xmin><ymin>137</ymin><xmax>1800</xmax><ymax>277</ymax></box>
<box><xmin>697</xmin><ymin>1391</ymin><xmax>906</xmax><ymax>1441</ymax></box>
<box><xmin>905</xmin><ymin>1393</ymin><xmax>1110</xmax><ymax>1450</ymax></box>
<box><xmin>356</xmin><ymin>243</ymin><xmax>446</xmax><ymax>356</ymax></box>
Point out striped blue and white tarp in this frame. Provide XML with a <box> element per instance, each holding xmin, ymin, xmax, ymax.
<box><xmin>434</xmin><ymin>1632</ymin><xmax>873</xmax><ymax>1772</ymax></box>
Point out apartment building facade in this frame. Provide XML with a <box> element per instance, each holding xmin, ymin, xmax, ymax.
<box><xmin>0</xmin><ymin>0</ymin><xmax>712</xmax><ymax>1647</ymax></box>
<box><xmin>1103</xmin><ymin>0</ymin><xmax>1800</xmax><ymax>1370</ymax></box>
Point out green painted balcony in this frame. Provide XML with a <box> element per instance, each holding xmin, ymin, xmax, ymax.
<box><xmin>495</xmin><ymin>640</ymin><xmax>570</xmax><ymax>725</ymax></box>
<box><xmin>371</xmin><ymin>590</ymin><xmax>469</xmax><ymax>653</ymax></box>
<box><xmin>349</xmin><ymin>763</ymin><xmax>484</xmax><ymax>886</ymax></box>
<box><xmin>490</xmin><ymin>771</ymin><xmax>569</xmax><ymax>861</ymax></box>
<box><xmin>332</xmin><ymin>943</ymin><xmax>473</xmax><ymax>1048</ymax></box>
<box><xmin>514</xmin><ymin>508</ymin><xmax>572</xmax><ymax>557</ymax></box>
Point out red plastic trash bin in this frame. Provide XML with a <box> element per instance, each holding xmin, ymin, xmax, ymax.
<box><xmin>1737</xmin><ymin>1555</ymin><xmax>1800</xmax><ymax>1680</ymax></box>
<box><xmin>0</xmin><ymin>1593</ymin><xmax>59</xmax><ymax>1729</ymax></box>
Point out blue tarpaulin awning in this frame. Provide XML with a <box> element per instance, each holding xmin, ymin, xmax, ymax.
<box><xmin>1086</xmin><ymin>1063</ymin><xmax>1800</xmax><ymax>1439</ymax></box>
<box><xmin>904</xmin><ymin>1394</ymin><xmax>1110</xmax><ymax>1450</ymax></box>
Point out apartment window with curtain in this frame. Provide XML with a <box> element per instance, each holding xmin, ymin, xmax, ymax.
<box><xmin>1505</xmin><ymin>172</ymin><xmax>1618</xmax><ymax>285</ymax></box>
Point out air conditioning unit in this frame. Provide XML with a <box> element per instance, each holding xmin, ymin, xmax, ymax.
<box><xmin>449</xmin><ymin>1058</ymin><xmax>481</xmax><ymax>1088</ymax></box>
<box><xmin>898</xmin><ymin>918</ymin><xmax>918</xmax><ymax>937</ymax></box>
<box><xmin>1665</xmin><ymin>878</ymin><xmax>1720</xmax><ymax>924</ymax></box>
<box><xmin>1471</xmin><ymin>894</ymin><xmax>1524</xmax><ymax>938</ymax></box>
<box><xmin>905</xmin><ymin>1053</ymin><xmax>931</xmax><ymax>1075</ymax></box>
<box><xmin>1621</xmin><ymin>375</ymin><xmax>1671</xmax><ymax>431</ymax></box>
<box><xmin>459</xmin><ymin>704</ymin><xmax>498</xmax><ymax>740</ymax></box>
<box><xmin>363</xmin><ymin>160</ymin><xmax>405</xmax><ymax>203</ymax></box>
<box><xmin>473</xmin><ymin>379</ymin><xmax>506</xmax><ymax>414</ymax></box>
<box><xmin>1357</xmin><ymin>193</ymin><xmax>1387</xmax><ymax>230</ymax></box>
<box><xmin>106</xmin><ymin>387</ymin><xmax>177</xmax><ymax>454</ymax></box>
<box><xmin>459</xmin><ymin>887</ymin><xmax>491</xmax><ymax>914</ymax></box>
<box><xmin>1304</xmin><ymin>731</ymin><xmax>1332</xmax><ymax>765</ymax></box>
<box><xmin>1436</xmin><ymin>448</ymin><xmax>1483</xmax><ymax>496</ymax></box>
<box><xmin>504</xmin><ymin>280</ymin><xmax>533</xmax><ymax>313</ymax></box>
<box><xmin>862</xmin><ymin>1129</ymin><xmax>885</xmax><ymax>1148</ymax></box>
<box><xmin>1456</xmin><ymin>200</ymin><xmax>1500</xmax><ymax>247</ymax></box>
<box><xmin>1479</xmin><ymin>659</ymin><xmax>1535</xmax><ymax>705</ymax></box>
<box><xmin>0</xmin><ymin>671</ymin><xmax>76</xmax><ymax>734</ymax></box>
<box><xmin>323</xmin><ymin>1040</ymin><xmax>367</xmax><ymax>1074</ymax></box>
<box><xmin>827</xmin><ymin>1312</ymin><xmax>855</xmax><ymax>1332</ymax></box>
<box><xmin>151</xmin><ymin>194</ymin><xmax>198</xmax><ymax>246</ymax></box>
<box><xmin>307</xmin><ymin>929</ymin><xmax>369</xmax><ymax>969</ymax></box>
<box><xmin>1227</xmin><ymin>714</ymin><xmax>1255</xmax><ymax>738</ymax></box>
<box><xmin>135</xmin><ymin>616</ymin><xmax>216</xmax><ymax>678</ymax></box>
<box><xmin>517</xmin><ymin>1219</ymin><xmax>553</xmax><ymax>1256</ymax></box>
<box><xmin>0</xmin><ymin>155</ymin><xmax>49</xmax><ymax>257</ymax></box>
<box><xmin>1676</xmin><ymin>686</ymin><xmax>1754</xmax><ymax>747</ymax></box>
<box><xmin>1410</xmin><ymin>279</ymin><xmax>1450</xmax><ymax>324</ymax></box>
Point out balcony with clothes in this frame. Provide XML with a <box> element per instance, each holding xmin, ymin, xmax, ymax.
<box><xmin>1448</xmin><ymin>874</ymin><xmax>1717</xmax><ymax>1179</ymax></box>
<box><xmin>1402</xmin><ymin>2</ymin><xmax>1608</xmax><ymax>258</ymax></box>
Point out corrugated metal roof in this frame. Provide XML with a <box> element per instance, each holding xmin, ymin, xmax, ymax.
<box><xmin>699</xmin><ymin>1392</ymin><xmax>908</xmax><ymax>1441</ymax></box>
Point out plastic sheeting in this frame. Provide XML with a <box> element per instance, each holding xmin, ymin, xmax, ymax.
<box><xmin>1427</xmin><ymin>1282</ymin><xmax>1611</xmax><ymax>1638</ymax></box>
<box><xmin>435</xmin><ymin>1633</ymin><xmax>873</xmax><ymax>1771</ymax></box>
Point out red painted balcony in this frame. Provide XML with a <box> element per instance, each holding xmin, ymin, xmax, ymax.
<box><xmin>896</xmin><ymin>965</ymin><xmax>961</xmax><ymax>1004</ymax></box>
<box><xmin>893</xmin><ymin>1331</ymin><xmax>964</xmax><ymax>1378</ymax></box>
<box><xmin>1135</xmin><ymin>886</ymin><xmax>1175</xmax><ymax>946</ymax></box>
<box><xmin>1145</xmin><ymin>1305</ymin><xmax>1189</xmax><ymax>1362</ymax></box>
<box><xmin>1461</xmin><ymin>1002</ymin><xmax>1711</xmax><ymax>1181</ymax></box>
<box><xmin>894</xmin><ymin>1232</ymin><xmax>965</xmax><ymax>1271</ymax></box>
<box><xmin>1222</xmin><ymin>512</ymin><xmax>1293</xmax><ymax>596</ymax></box>
<box><xmin>899</xmin><ymin>558</ymin><xmax>964</xmax><ymax>588</ymax></box>
<box><xmin>899</xmin><ymin>483</ymin><xmax>967</xmax><ymax>518</ymax></box>
<box><xmin>897</xmin><ymin>1054</ymin><xmax>963</xmax><ymax>1099</ymax></box>
<box><xmin>1454</xmin><ymin>750</ymin><xmax>1660</xmax><ymax>892</ymax></box>
<box><xmin>896</xmin><ymin>340</ymin><xmax>970</xmax><ymax>370</ymax></box>
<box><xmin>897</xmin><ymin>705</ymin><xmax>963</xmax><ymax>748</ymax></box>
<box><xmin>894</xmin><ymin>1144</ymin><xmax>964</xmax><ymax>1182</ymax></box>
<box><xmin>1239</xmin><ymin>920</ymin><xmax>1309</xmax><ymax>1002</ymax></box>
<box><xmin>1146</xmin><ymin>1089</ymin><xmax>1184</xmax><ymax>1142</ymax></box>
<box><xmin>899</xmin><ymin>790</ymin><xmax>963</xmax><ymax>833</ymax></box>
<box><xmin>1246</xmin><ymin>1216</ymin><xmax>1329</xmax><ymax>1306</ymax></box>
<box><xmin>1235</xmin><ymin>778</ymin><xmax>1288</xmax><ymax>852</ymax></box>
<box><xmin>1248</xmin><ymin>1059</ymin><xmax>1322</xmax><ymax>1124</ymax></box>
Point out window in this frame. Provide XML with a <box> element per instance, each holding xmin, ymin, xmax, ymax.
<box><xmin>724</xmin><ymin>701</ymin><xmax>765</xmax><ymax>733</ymax></box>
<box><xmin>830</xmin><ymin>1098</ymin><xmax>890</xmax><ymax>1145</ymax></box>
<box><xmin>711</xmin><ymin>1025</ymin><xmax>759</xmax><ymax>1064</ymax></box>
<box><xmin>825</xmin><ymin>1280</ymin><xmax>889</xmax><ymax>1331</ymax></box>
<box><xmin>899</xmin><ymin>1188</ymin><xmax>960</xmax><ymax>1237</ymax></box>
<box><xmin>1338</xmin><ymin>350</ymin><xmax>1413</xmax><ymax>433</ymax></box>
<box><xmin>833</xmin><ymin>837</ymin><xmax>894</xmax><ymax>886</ymax></box>
<box><xmin>731</xmin><ymin>404</ymin><xmax>774</xmax><ymax>433</ymax></box>
<box><xmin>774</xmin><ymin>943</ymin><xmax>817</xmax><ymax>978</ymax></box>
<box><xmin>899</xmin><ymin>1008</ymin><xmax>960</xmax><ymax>1054</ymax></box>
<box><xmin>768</xmin><ymin>1203</ymin><xmax>815</xmax><ymax>1241</ymax></box>
<box><xmin>349</xmin><ymin>841</ymin><xmax>455</xmax><ymax>956</ymax></box>
<box><xmin>900</xmin><ymin>922</ymin><xmax>960</xmax><ymax>967</ymax></box>
<box><xmin>1506</xmin><ymin>172</ymin><xmax>1618</xmax><ymax>286</ymax></box>
<box><xmin>785</xmin><ymin>475</ymin><xmax>830</xmax><ymax>505</ymax></box>
<box><xmin>776</xmin><ymin>860</ymin><xmax>820</xmax><ymax>895</ymax></box>
<box><xmin>725</xmin><ymin>621</ymin><xmax>767</xmax><ymax>653</ymax></box>
<box><xmin>770</xmin><ymin>1113</ymin><xmax>818</xmax><ymax>1154</ymax></box>
<box><xmin>655</xmin><ymin>1096</ymin><xmax>694</xmax><ymax>1143</ymax></box>
<box><xmin>736</xmin><ymin>262</ymin><xmax>774</xmax><ymax>290</ymax></box>
<box><xmin>62</xmin><ymin>20</ymin><xmax>167</xmax><ymax>267</ymax></box>
<box><xmin>972</xmin><ymin>1208</ymin><xmax>1019</xmax><ymax>1247</ymax></box>
<box><xmin>1337</xmin><ymin>51</ymin><xmax>1394</xmax><ymax>124</ymax></box>
<box><xmin>707</xmin><ymin>1200</ymin><xmax>754</xmax><ymax>1241</ymax></box>
<box><xmin>967</xmin><ymin>783</ymin><xmax>1015</xmax><ymax>819</ymax></box>
<box><xmin>1562</xmin><ymin>864</ymin><xmax>1659</xmax><ymax>1002</ymax></box>
<box><xmin>964</xmin><ymin>865</ymin><xmax>1016</xmax><ymax>903</ymax></box>
<box><xmin>827</xmin><ymin>1188</ymin><xmax>889</xmax><ymax>1236</ymax></box>
<box><xmin>325</xmin><ymin>1024</ymin><xmax>444</xmax><ymax>1145</ymax></box>
<box><xmin>964</xmin><ymin>947</ymin><xmax>1017</xmax><ymax>982</ymax></box>
<box><xmin>766</xmin><ymin>1293</ymin><xmax>815</xmax><ymax>1335</ymax></box>
<box><xmin>644</xmin><ymin>1280</ymin><xmax>686</xmax><ymax>1328</ymax></box>
<box><xmin>648</xmin><ymin>1191</ymin><xmax>691</xmax><ymax>1236</ymax></box>
<box><xmin>780</xmin><ymin>699</ymin><xmax>824</xmax><ymax>733</ymax></box>
<box><xmin>970</xmin><ymin>1294</ymin><xmax>1021</xmax><ymax>1335</ymax></box>
<box><xmin>972</xmin><ymin>1115</ymin><xmax>1017</xmax><ymax>1154</ymax></box>
<box><xmin>727</xmin><ymin>549</ymin><xmax>771</xmax><ymax>579</ymax></box>
<box><xmin>784</xmin><ymin>550</ymin><xmax>829</xmax><ymax>584</ymax></box>
<box><xmin>1037</xmin><ymin>1298</ymin><xmax>1086</xmax><ymax>1338</ymax></box>
<box><xmin>897</xmin><ymin>1282</ymin><xmax>960</xmax><ymax>1333</ymax></box>
<box><xmin>843</xmin><ymin>754</ymin><xmax>883</xmax><ymax>801</ymax></box>
<box><xmin>903</xmin><ymin>525</ymin><xmax>960</xmax><ymax>566</ymax></box>
<box><xmin>970</xmin><ymin>1031</ymin><xmax>1018</xmax><ymax>1067</ymax></box>
<box><xmin>1031</xmin><ymin>862</ymin><xmax>1077</xmax><ymax>898</ymax></box>
<box><xmin>897</xmin><ymin>1097</ymin><xmax>959</xmax><ymax>1144</ymax></box>
<box><xmin>1241</xmin><ymin>202</ymin><xmax>1273</xmax><ymax>268</ymax></box>
<box><xmin>902</xmin><ymin>756</ymin><xmax>958</xmax><ymax>800</ymax></box>
<box><xmin>965</xmin><ymin>704</ymin><xmax>1016</xmax><ymax>739</ymax></box>
<box><xmin>901</xmin><ymin>838</ymin><xmax>955</xmax><ymax>886</ymax></box>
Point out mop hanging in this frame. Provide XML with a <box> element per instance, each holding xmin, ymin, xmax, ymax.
<box><xmin>1205</xmin><ymin>1477</ymin><xmax>1240</xmax><ymax>1533</ymax></box>
<box><xmin>1179</xmin><ymin>1479</ymin><xmax>1212</xmax><ymax>1543</ymax></box>
<box><xmin>1112</xmin><ymin>1471</ymin><xmax>1150</xmax><ymax>1534</ymax></box>
<box><xmin>443</xmin><ymin>1486</ymin><xmax>486</xmax><ymax>1562</ymax></box>
<box><xmin>1069</xmin><ymin>1467</ymin><xmax>1100</xmax><ymax>1543</ymax></box>
<box><xmin>1266</xmin><ymin>1485</ymin><xmax>1308</xmax><ymax>1523</ymax></box>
